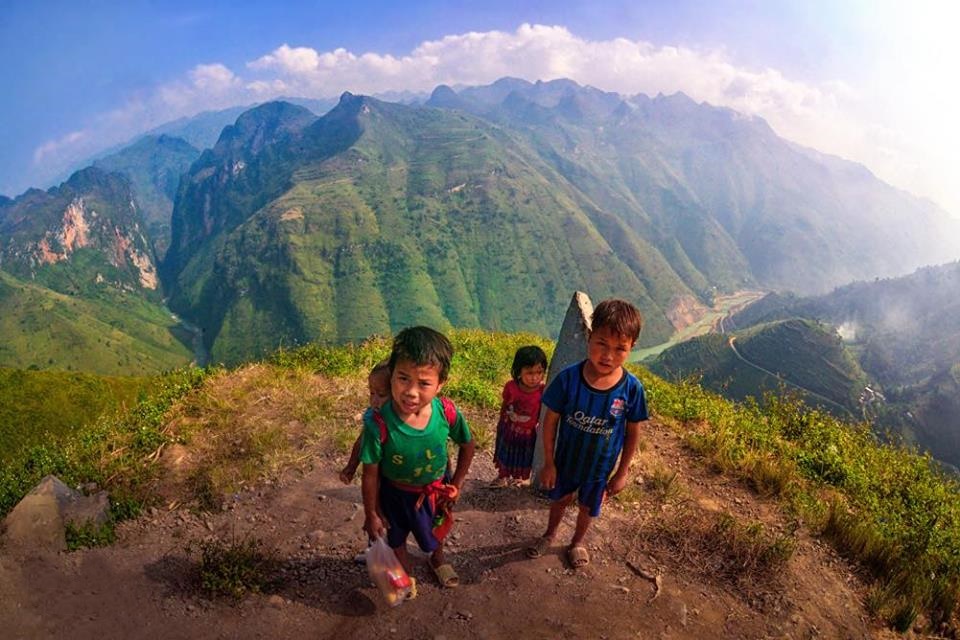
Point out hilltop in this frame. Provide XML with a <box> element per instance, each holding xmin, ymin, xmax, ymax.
<box><xmin>3</xmin><ymin>331</ymin><xmax>959</xmax><ymax>637</ymax></box>
<box><xmin>649</xmin><ymin>318</ymin><xmax>869</xmax><ymax>418</ymax></box>
<box><xmin>1</xmin><ymin>363</ymin><xmax>874</xmax><ymax>639</ymax></box>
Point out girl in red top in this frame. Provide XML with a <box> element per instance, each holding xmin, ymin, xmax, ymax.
<box><xmin>493</xmin><ymin>346</ymin><xmax>548</xmax><ymax>486</ymax></box>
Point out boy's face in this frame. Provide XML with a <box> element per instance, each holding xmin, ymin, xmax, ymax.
<box><xmin>390</xmin><ymin>359</ymin><xmax>445</xmax><ymax>417</ymax></box>
<box><xmin>519</xmin><ymin>364</ymin><xmax>545</xmax><ymax>390</ymax></box>
<box><xmin>368</xmin><ymin>370</ymin><xmax>391</xmax><ymax>409</ymax></box>
<box><xmin>586</xmin><ymin>326</ymin><xmax>635</xmax><ymax>377</ymax></box>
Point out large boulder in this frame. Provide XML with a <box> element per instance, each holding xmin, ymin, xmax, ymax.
<box><xmin>2</xmin><ymin>475</ymin><xmax>110</xmax><ymax>552</ymax></box>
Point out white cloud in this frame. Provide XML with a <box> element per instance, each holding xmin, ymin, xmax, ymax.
<box><xmin>189</xmin><ymin>63</ymin><xmax>239</xmax><ymax>92</ymax></box>
<box><xmin>249</xmin><ymin>44</ymin><xmax>321</xmax><ymax>75</ymax></box>
<box><xmin>33</xmin><ymin>130</ymin><xmax>88</xmax><ymax>164</ymax></box>
<box><xmin>28</xmin><ymin>23</ymin><xmax>958</xmax><ymax>215</ymax></box>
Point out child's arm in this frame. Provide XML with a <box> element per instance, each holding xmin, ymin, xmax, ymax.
<box><xmin>339</xmin><ymin>433</ymin><xmax>364</xmax><ymax>484</ymax></box>
<box><xmin>607</xmin><ymin>420</ymin><xmax>641</xmax><ymax>496</ymax></box>
<box><xmin>449</xmin><ymin>440</ymin><xmax>475</xmax><ymax>492</ymax></box>
<box><xmin>538</xmin><ymin>408</ymin><xmax>561</xmax><ymax>489</ymax></box>
<box><xmin>361</xmin><ymin>462</ymin><xmax>385</xmax><ymax>539</ymax></box>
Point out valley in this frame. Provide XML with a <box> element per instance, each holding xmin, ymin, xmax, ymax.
<box><xmin>632</xmin><ymin>290</ymin><xmax>766</xmax><ymax>362</ymax></box>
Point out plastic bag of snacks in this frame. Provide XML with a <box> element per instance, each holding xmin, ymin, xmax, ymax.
<box><xmin>365</xmin><ymin>536</ymin><xmax>413</xmax><ymax>606</ymax></box>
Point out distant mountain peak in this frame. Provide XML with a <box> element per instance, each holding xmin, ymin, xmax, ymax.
<box><xmin>654</xmin><ymin>91</ymin><xmax>697</xmax><ymax>106</ymax></box>
<box><xmin>213</xmin><ymin>100</ymin><xmax>316</xmax><ymax>157</ymax></box>
<box><xmin>425</xmin><ymin>84</ymin><xmax>472</xmax><ymax>111</ymax></box>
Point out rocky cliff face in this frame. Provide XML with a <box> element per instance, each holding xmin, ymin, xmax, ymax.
<box><xmin>0</xmin><ymin>167</ymin><xmax>159</xmax><ymax>296</ymax></box>
<box><xmin>92</xmin><ymin>134</ymin><xmax>201</xmax><ymax>261</ymax></box>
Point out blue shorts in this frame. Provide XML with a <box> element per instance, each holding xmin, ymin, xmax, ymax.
<box><xmin>548</xmin><ymin>475</ymin><xmax>607</xmax><ymax>517</ymax></box>
<box><xmin>379</xmin><ymin>478</ymin><xmax>440</xmax><ymax>553</ymax></box>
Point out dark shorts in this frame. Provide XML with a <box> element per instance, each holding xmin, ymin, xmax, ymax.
<box><xmin>379</xmin><ymin>478</ymin><xmax>440</xmax><ymax>553</ymax></box>
<box><xmin>547</xmin><ymin>475</ymin><xmax>607</xmax><ymax>517</ymax></box>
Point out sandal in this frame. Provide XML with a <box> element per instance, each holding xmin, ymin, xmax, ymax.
<box><xmin>567</xmin><ymin>545</ymin><xmax>590</xmax><ymax>568</ymax></box>
<box><xmin>526</xmin><ymin>536</ymin><xmax>552</xmax><ymax>559</ymax></box>
<box><xmin>431</xmin><ymin>562</ymin><xmax>460</xmax><ymax>588</ymax></box>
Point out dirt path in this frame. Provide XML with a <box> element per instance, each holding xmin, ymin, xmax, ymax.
<box><xmin>2</xmin><ymin>410</ymin><xmax>883</xmax><ymax>639</ymax></box>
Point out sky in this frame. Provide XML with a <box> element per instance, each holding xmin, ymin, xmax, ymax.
<box><xmin>2</xmin><ymin>0</ymin><xmax>959</xmax><ymax>215</ymax></box>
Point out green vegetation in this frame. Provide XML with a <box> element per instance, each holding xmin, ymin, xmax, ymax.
<box><xmin>65</xmin><ymin>520</ymin><xmax>117</xmax><ymax>550</ymax></box>
<box><xmin>191</xmin><ymin>534</ymin><xmax>273</xmax><ymax>599</ymax></box>
<box><xmin>0</xmin><ymin>167</ymin><xmax>160</xmax><ymax>301</ymax></box>
<box><xmin>637</xmin><ymin>368</ymin><xmax>960</xmax><ymax>629</ymax></box>
<box><xmin>0</xmin><ymin>367</ymin><xmax>149</xmax><ymax>462</ymax></box>
<box><xmin>0</xmin><ymin>270</ymin><xmax>193</xmax><ymax>375</ymax></box>
<box><xmin>650</xmin><ymin>318</ymin><xmax>868</xmax><ymax>417</ymax></box>
<box><xmin>165</xmin><ymin>96</ymin><xmax>693</xmax><ymax>365</ymax></box>
<box><xmin>0</xmin><ymin>366</ymin><xmax>210</xmax><ymax>517</ymax></box>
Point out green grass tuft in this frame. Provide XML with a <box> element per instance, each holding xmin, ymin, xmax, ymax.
<box><xmin>65</xmin><ymin>520</ymin><xmax>117</xmax><ymax>551</ymax></box>
<box><xmin>192</xmin><ymin>534</ymin><xmax>274</xmax><ymax>599</ymax></box>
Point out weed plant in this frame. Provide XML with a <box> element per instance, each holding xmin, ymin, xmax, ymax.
<box><xmin>192</xmin><ymin>533</ymin><xmax>273</xmax><ymax>599</ymax></box>
<box><xmin>65</xmin><ymin>520</ymin><xmax>117</xmax><ymax>550</ymax></box>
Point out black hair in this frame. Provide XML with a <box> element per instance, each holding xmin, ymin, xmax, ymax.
<box><xmin>388</xmin><ymin>326</ymin><xmax>454</xmax><ymax>381</ymax></box>
<box><xmin>591</xmin><ymin>299</ymin><xmax>643</xmax><ymax>343</ymax></box>
<box><xmin>511</xmin><ymin>345</ymin><xmax>548</xmax><ymax>382</ymax></box>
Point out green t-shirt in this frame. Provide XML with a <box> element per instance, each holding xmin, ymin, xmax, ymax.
<box><xmin>359</xmin><ymin>397</ymin><xmax>471</xmax><ymax>485</ymax></box>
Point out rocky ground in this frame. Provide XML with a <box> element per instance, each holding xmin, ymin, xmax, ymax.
<box><xmin>0</xmin><ymin>380</ymin><xmax>907</xmax><ymax>640</ymax></box>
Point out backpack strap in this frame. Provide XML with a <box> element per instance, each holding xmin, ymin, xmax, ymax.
<box><xmin>372</xmin><ymin>408</ymin><xmax>388</xmax><ymax>445</ymax></box>
<box><xmin>440</xmin><ymin>396</ymin><xmax>457</xmax><ymax>428</ymax></box>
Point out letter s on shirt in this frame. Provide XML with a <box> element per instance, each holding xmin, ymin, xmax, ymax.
<box><xmin>392</xmin><ymin>454</ymin><xmax>404</xmax><ymax>466</ymax></box>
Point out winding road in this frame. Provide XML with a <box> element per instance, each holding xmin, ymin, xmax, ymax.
<box><xmin>727</xmin><ymin>336</ymin><xmax>854</xmax><ymax>418</ymax></box>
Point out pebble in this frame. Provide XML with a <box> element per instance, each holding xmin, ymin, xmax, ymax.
<box><xmin>267</xmin><ymin>595</ymin><xmax>285</xmax><ymax>609</ymax></box>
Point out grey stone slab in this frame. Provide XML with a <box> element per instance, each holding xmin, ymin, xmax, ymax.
<box><xmin>531</xmin><ymin>291</ymin><xmax>593</xmax><ymax>488</ymax></box>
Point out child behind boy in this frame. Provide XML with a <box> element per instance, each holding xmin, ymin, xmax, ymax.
<box><xmin>340</xmin><ymin>360</ymin><xmax>391</xmax><ymax>484</ymax></box>
<box><xmin>360</xmin><ymin>326</ymin><xmax>475</xmax><ymax>588</ymax></box>
<box><xmin>492</xmin><ymin>345</ymin><xmax>548</xmax><ymax>486</ymax></box>
<box><xmin>526</xmin><ymin>299</ymin><xmax>648</xmax><ymax>568</ymax></box>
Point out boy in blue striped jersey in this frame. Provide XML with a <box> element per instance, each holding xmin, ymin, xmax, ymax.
<box><xmin>527</xmin><ymin>299</ymin><xmax>648</xmax><ymax>567</ymax></box>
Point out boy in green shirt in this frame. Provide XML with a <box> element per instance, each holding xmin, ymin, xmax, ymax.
<box><xmin>360</xmin><ymin>326</ymin><xmax>475</xmax><ymax>588</ymax></box>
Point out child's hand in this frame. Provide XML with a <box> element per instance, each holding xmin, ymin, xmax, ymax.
<box><xmin>364</xmin><ymin>513</ymin><xmax>386</xmax><ymax>539</ymax></box>
<box><xmin>539</xmin><ymin>462</ymin><xmax>557</xmax><ymax>490</ymax></box>
<box><xmin>606</xmin><ymin>471</ymin><xmax>628</xmax><ymax>497</ymax></box>
<box><xmin>339</xmin><ymin>464</ymin><xmax>357</xmax><ymax>484</ymax></box>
